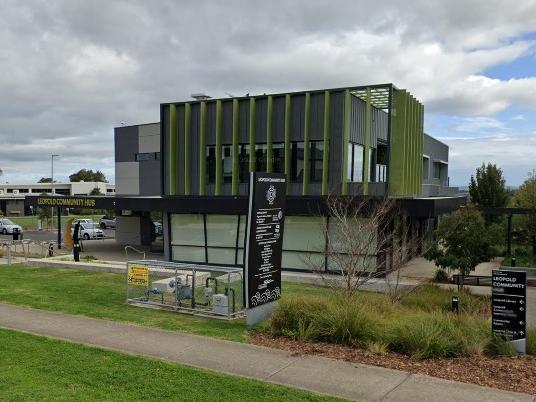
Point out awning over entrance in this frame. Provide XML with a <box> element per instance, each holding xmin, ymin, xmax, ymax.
<box><xmin>25</xmin><ymin>194</ymin><xmax>467</xmax><ymax>218</ymax></box>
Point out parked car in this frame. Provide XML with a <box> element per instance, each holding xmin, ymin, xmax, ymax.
<box><xmin>0</xmin><ymin>218</ymin><xmax>23</xmax><ymax>235</ymax></box>
<box><xmin>99</xmin><ymin>216</ymin><xmax>116</xmax><ymax>229</ymax></box>
<box><xmin>72</xmin><ymin>218</ymin><xmax>94</xmax><ymax>226</ymax></box>
<box><xmin>71</xmin><ymin>222</ymin><xmax>105</xmax><ymax>240</ymax></box>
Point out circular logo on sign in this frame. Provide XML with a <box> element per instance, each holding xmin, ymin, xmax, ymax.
<box><xmin>266</xmin><ymin>185</ymin><xmax>276</xmax><ymax>205</ymax></box>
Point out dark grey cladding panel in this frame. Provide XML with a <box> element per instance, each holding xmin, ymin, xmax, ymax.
<box><xmin>222</xmin><ymin>101</ymin><xmax>233</xmax><ymax>144</ymax></box>
<box><xmin>349</xmin><ymin>95</ymin><xmax>365</xmax><ymax>145</ymax></box>
<box><xmin>177</xmin><ymin>106</ymin><xmax>185</xmax><ymax>194</ymax></box>
<box><xmin>239</xmin><ymin>99</ymin><xmax>249</xmax><ymax>143</ymax></box>
<box><xmin>115</xmin><ymin>125</ymin><xmax>139</xmax><ymax>162</ymax></box>
<box><xmin>291</xmin><ymin>94</ymin><xmax>305</xmax><ymax>141</ymax></box>
<box><xmin>206</xmin><ymin>102</ymin><xmax>217</xmax><ymax>146</ymax></box>
<box><xmin>372</xmin><ymin>107</ymin><xmax>388</xmax><ymax>143</ymax></box>
<box><xmin>424</xmin><ymin>133</ymin><xmax>448</xmax><ymax>162</ymax></box>
<box><xmin>328</xmin><ymin>91</ymin><xmax>344</xmax><ymax>192</ymax></box>
<box><xmin>161</xmin><ymin>106</ymin><xmax>169</xmax><ymax>194</ymax></box>
<box><xmin>222</xmin><ymin>183</ymin><xmax>232</xmax><ymax>196</ymax></box>
<box><xmin>190</xmin><ymin>103</ymin><xmax>200</xmax><ymax>195</ymax></box>
<box><xmin>139</xmin><ymin>160</ymin><xmax>161</xmax><ymax>196</ymax></box>
<box><xmin>310</xmin><ymin>92</ymin><xmax>324</xmax><ymax>141</ymax></box>
<box><xmin>272</xmin><ymin>96</ymin><xmax>286</xmax><ymax>142</ymax></box>
<box><xmin>289</xmin><ymin>182</ymin><xmax>301</xmax><ymax>196</ymax></box>
<box><xmin>255</xmin><ymin>97</ymin><xmax>267</xmax><ymax>143</ymax></box>
<box><xmin>205</xmin><ymin>183</ymin><xmax>215</xmax><ymax>196</ymax></box>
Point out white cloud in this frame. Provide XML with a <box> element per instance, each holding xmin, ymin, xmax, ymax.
<box><xmin>0</xmin><ymin>0</ymin><xmax>535</xmax><ymax>183</ymax></box>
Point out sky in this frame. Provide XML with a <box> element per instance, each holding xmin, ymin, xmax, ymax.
<box><xmin>0</xmin><ymin>0</ymin><xmax>535</xmax><ymax>187</ymax></box>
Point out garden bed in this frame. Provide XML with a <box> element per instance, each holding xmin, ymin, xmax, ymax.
<box><xmin>250</xmin><ymin>333</ymin><xmax>536</xmax><ymax>395</ymax></box>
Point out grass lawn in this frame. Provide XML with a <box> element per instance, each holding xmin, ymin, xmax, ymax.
<box><xmin>0</xmin><ymin>265</ymin><xmax>327</xmax><ymax>342</ymax></box>
<box><xmin>0</xmin><ymin>328</ymin><xmax>343</xmax><ymax>402</ymax></box>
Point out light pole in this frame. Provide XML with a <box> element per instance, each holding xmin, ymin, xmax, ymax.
<box><xmin>50</xmin><ymin>154</ymin><xmax>60</xmax><ymax>229</ymax></box>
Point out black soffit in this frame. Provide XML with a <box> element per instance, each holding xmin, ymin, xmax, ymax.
<box><xmin>25</xmin><ymin>194</ymin><xmax>467</xmax><ymax>217</ymax></box>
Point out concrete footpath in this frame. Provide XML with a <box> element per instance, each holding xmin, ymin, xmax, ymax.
<box><xmin>0</xmin><ymin>304</ymin><xmax>533</xmax><ymax>402</ymax></box>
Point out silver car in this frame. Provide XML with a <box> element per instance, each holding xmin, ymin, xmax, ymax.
<box><xmin>0</xmin><ymin>218</ymin><xmax>23</xmax><ymax>235</ymax></box>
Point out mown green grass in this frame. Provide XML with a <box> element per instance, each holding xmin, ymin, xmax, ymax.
<box><xmin>0</xmin><ymin>265</ymin><xmax>326</xmax><ymax>342</ymax></box>
<box><xmin>0</xmin><ymin>328</ymin><xmax>344</xmax><ymax>402</ymax></box>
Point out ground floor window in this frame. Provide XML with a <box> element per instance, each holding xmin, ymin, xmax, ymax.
<box><xmin>169</xmin><ymin>213</ymin><xmax>386</xmax><ymax>271</ymax></box>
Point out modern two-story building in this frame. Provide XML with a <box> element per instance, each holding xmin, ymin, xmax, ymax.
<box><xmin>112</xmin><ymin>83</ymin><xmax>464</xmax><ymax>271</ymax></box>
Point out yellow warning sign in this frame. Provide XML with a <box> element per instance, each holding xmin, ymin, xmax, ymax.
<box><xmin>127</xmin><ymin>265</ymin><xmax>149</xmax><ymax>286</ymax></box>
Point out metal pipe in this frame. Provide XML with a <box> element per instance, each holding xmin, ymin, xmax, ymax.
<box><xmin>205</xmin><ymin>277</ymin><xmax>218</xmax><ymax>293</ymax></box>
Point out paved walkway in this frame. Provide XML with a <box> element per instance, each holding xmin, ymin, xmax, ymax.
<box><xmin>0</xmin><ymin>304</ymin><xmax>532</xmax><ymax>402</ymax></box>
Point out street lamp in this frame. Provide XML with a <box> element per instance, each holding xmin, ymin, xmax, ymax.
<box><xmin>51</xmin><ymin>154</ymin><xmax>60</xmax><ymax>222</ymax></box>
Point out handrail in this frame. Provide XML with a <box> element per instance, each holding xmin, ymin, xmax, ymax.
<box><xmin>124</xmin><ymin>245</ymin><xmax>146</xmax><ymax>261</ymax></box>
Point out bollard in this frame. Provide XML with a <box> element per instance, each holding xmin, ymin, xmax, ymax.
<box><xmin>452</xmin><ymin>295</ymin><xmax>460</xmax><ymax>314</ymax></box>
<box><xmin>48</xmin><ymin>242</ymin><xmax>54</xmax><ymax>257</ymax></box>
<box><xmin>511</xmin><ymin>257</ymin><xmax>516</xmax><ymax>267</ymax></box>
<box><xmin>73</xmin><ymin>242</ymin><xmax>80</xmax><ymax>262</ymax></box>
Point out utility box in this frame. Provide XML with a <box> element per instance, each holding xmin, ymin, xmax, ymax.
<box><xmin>212</xmin><ymin>294</ymin><xmax>229</xmax><ymax>315</ymax></box>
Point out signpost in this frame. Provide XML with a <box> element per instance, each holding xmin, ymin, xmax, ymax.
<box><xmin>492</xmin><ymin>269</ymin><xmax>527</xmax><ymax>353</ymax></box>
<box><xmin>244</xmin><ymin>172</ymin><xmax>286</xmax><ymax>326</ymax></box>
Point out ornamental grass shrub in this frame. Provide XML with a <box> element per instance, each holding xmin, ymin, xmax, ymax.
<box><xmin>527</xmin><ymin>326</ymin><xmax>536</xmax><ymax>355</ymax></box>
<box><xmin>269</xmin><ymin>285</ymin><xmax>499</xmax><ymax>359</ymax></box>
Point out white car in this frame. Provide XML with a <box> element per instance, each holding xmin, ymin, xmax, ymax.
<box><xmin>72</xmin><ymin>222</ymin><xmax>105</xmax><ymax>240</ymax></box>
<box><xmin>0</xmin><ymin>218</ymin><xmax>23</xmax><ymax>235</ymax></box>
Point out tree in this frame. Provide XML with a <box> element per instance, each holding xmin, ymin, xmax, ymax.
<box><xmin>469</xmin><ymin>163</ymin><xmax>509</xmax><ymax>209</ymax></box>
<box><xmin>38</xmin><ymin>177</ymin><xmax>54</xmax><ymax>183</ymax></box>
<box><xmin>512</xmin><ymin>172</ymin><xmax>536</xmax><ymax>255</ymax></box>
<box><xmin>90</xmin><ymin>187</ymin><xmax>103</xmax><ymax>195</ymax></box>
<box><xmin>308</xmin><ymin>196</ymin><xmax>424</xmax><ymax>302</ymax></box>
<box><xmin>425</xmin><ymin>205</ymin><xmax>495</xmax><ymax>280</ymax></box>
<box><xmin>69</xmin><ymin>169</ymin><xmax>107</xmax><ymax>183</ymax></box>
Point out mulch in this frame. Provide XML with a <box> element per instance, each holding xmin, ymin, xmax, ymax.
<box><xmin>249</xmin><ymin>333</ymin><xmax>536</xmax><ymax>395</ymax></box>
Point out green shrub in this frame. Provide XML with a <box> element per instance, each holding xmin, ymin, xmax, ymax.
<box><xmin>433</xmin><ymin>269</ymin><xmax>450</xmax><ymax>283</ymax></box>
<box><xmin>269</xmin><ymin>286</ymin><xmax>494</xmax><ymax>359</ymax></box>
<box><xmin>485</xmin><ymin>336</ymin><xmax>517</xmax><ymax>356</ymax></box>
<box><xmin>527</xmin><ymin>326</ymin><xmax>536</xmax><ymax>355</ymax></box>
<box><xmin>513</xmin><ymin>247</ymin><xmax>529</xmax><ymax>257</ymax></box>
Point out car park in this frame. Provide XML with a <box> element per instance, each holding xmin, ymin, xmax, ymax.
<box><xmin>99</xmin><ymin>216</ymin><xmax>116</xmax><ymax>229</ymax></box>
<box><xmin>71</xmin><ymin>222</ymin><xmax>105</xmax><ymax>240</ymax></box>
<box><xmin>0</xmin><ymin>218</ymin><xmax>23</xmax><ymax>235</ymax></box>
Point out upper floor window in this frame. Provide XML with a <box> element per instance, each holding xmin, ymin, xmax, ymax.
<box><xmin>347</xmin><ymin>143</ymin><xmax>364</xmax><ymax>182</ymax></box>
<box><xmin>135</xmin><ymin>152</ymin><xmax>160</xmax><ymax>162</ymax></box>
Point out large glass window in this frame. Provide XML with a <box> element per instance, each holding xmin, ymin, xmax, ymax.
<box><xmin>255</xmin><ymin>144</ymin><xmax>267</xmax><ymax>172</ymax></box>
<box><xmin>283</xmin><ymin>216</ymin><xmax>325</xmax><ymax>252</ymax></box>
<box><xmin>272</xmin><ymin>143</ymin><xmax>285</xmax><ymax>174</ymax></box>
<box><xmin>239</xmin><ymin>144</ymin><xmax>249</xmax><ymax>183</ymax></box>
<box><xmin>291</xmin><ymin>142</ymin><xmax>305</xmax><ymax>181</ymax></box>
<box><xmin>207</xmin><ymin>146</ymin><xmax>216</xmax><ymax>183</ymax></box>
<box><xmin>223</xmin><ymin>146</ymin><xmax>232</xmax><ymax>183</ymax></box>
<box><xmin>206</xmin><ymin>214</ymin><xmax>238</xmax><ymax>247</ymax></box>
<box><xmin>310</xmin><ymin>141</ymin><xmax>323</xmax><ymax>182</ymax></box>
<box><xmin>170</xmin><ymin>214</ymin><xmax>205</xmax><ymax>246</ymax></box>
<box><xmin>348</xmin><ymin>143</ymin><xmax>364</xmax><ymax>182</ymax></box>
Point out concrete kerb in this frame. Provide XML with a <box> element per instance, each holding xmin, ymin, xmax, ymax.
<box><xmin>0</xmin><ymin>303</ymin><xmax>533</xmax><ymax>402</ymax></box>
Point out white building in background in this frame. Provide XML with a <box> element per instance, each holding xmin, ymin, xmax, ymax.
<box><xmin>0</xmin><ymin>182</ymin><xmax>115</xmax><ymax>216</ymax></box>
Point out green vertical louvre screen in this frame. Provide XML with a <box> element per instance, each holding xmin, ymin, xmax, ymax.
<box><xmin>232</xmin><ymin>99</ymin><xmax>239</xmax><ymax>195</ymax></box>
<box><xmin>284</xmin><ymin>95</ymin><xmax>291</xmax><ymax>192</ymax></box>
<box><xmin>249</xmin><ymin>98</ymin><xmax>256</xmax><ymax>173</ymax></box>
<box><xmin>199</xmin><ymin>101</ymin><xmax>207</xmax><ymax>195</ymax></box>
<box><xmin>363</xmin><ymin>88</ymin><xmax>371</xmax><ymax>196</ymax></box>
<box><xmin>321</xmin><ymin>91</ymin><xmax>330</xmax><ymax>195</ymax></box>
<box><xmin>215</xmin><ymin>100</ymin><xmax>223</xmax><ymax>195</ymax></box>
<box><xmin>302</xmin><ymin>93</ymin><xmax>311</xmax><ymax>195</ymax></box>
<box><xmin>184</xmin><ymin>103</ymin><xmax>191</xmax><ymax>195</ymax></box>
<box><xmin>168</xmin><ymin>104</ymin><xmax>178</xmax><ymax>195</ymax></box>
<box><xmin>266</xmin><ymin>96</ymin><xmax>274</xmax><ymax>173</ymax></box>
<box><xmin>341</xmin><ymin>89</ymin><xmax>351</xmax><ymax>195</ymax></box>
<box><xmin>389</xmin><ymin>89</ymin><xmax>423</xmax><ymax>196</ymax></box>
